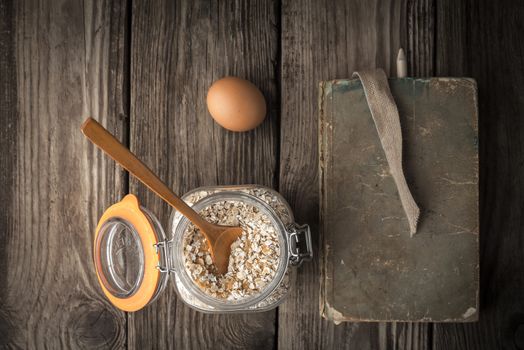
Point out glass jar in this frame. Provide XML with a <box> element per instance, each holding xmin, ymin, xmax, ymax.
<box><xmin>93</xmin><ymin>185</ymin><xmax>312</xmax><ymax>313</ymax></box>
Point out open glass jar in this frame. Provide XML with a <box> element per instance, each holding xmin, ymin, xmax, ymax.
<box><xmin>93</xmin><ymin>185</ymin><xmax>312</xmax><ymax>313</ymax></box>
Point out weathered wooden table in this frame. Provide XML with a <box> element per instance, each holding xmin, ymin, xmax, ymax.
<box><xmin>1</xmin><ymin>0</ymin><xmax>523</xmax><ymax>349</ymax></box>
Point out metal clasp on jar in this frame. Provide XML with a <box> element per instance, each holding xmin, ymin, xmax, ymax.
<box><xmin>287</xmin><ymin>223</ymin><xmax>313</xmax><ymax>266</ymax></box>
<box><xmin>153</xmin><ymin>239</ymin><xmax>176</xmax><ymax>274</ymax></box>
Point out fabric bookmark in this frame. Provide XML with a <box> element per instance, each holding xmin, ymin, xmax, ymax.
<box><xmin>353</xmin><ymin>69</ymin><xmax>420</xmax><ymax>236</ymax></box>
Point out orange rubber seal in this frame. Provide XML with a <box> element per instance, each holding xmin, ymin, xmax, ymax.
<box><xmin>94</xmin><ymin>194</ymin><xmax>160</xmax><ymax>312</ymax></box>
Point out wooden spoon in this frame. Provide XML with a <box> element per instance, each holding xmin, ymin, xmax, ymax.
<box><xmin>81</xmin><ymin>117</ymin><xmax>242</xmax><ymax>274</ymax></box>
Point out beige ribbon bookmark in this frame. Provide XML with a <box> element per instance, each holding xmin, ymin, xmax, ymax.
<box><xmin>353</xmin><ymin>69</ymin><xmax>420</xmax><ymax>236</ymax></box>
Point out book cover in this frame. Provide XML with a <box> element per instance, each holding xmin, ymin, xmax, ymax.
<box><xmin>319</xmin><ymin>78</ymin><xmax>479</xmax><ymax>322</ymax></box>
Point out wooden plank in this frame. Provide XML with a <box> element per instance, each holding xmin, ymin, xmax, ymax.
<box><xmin>404</xmin><ymin>0</ymin><xmax>435</xmax><ymax>76</ymax></box>
<box><xmin>279</xmin><ymin>0</ymin><xmax>433</xmax><ymax>348</ymax></box>
<box><xmin>128</xmin><ymin>0</ymin><xmax>279</xmax><ymax>348</ymax></box>
<box><xmin>433</xmin><ymin>0</ymin><xmax>524</xmax><ymax>349</ymax></box>
<box><xmin>0</xmin><ymin>0</ymin><xmax>129</xmax><ymax>347</ymax></box>
<box><xmin>0</xmin><ymin>0</ymin><xmax>18</xmax><ymax>343</ymax></box>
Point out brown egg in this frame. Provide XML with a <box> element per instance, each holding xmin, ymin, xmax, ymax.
<box><xmin>206</xmin><ymin>77</ymin><xmax>266</xmax><ymax>132</ymax></box>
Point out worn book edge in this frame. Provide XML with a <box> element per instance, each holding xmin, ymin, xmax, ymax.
<box><xmin>319</xmin><ymin>80</ymin><xmax>343</xmax><ymax>323</ymax></box>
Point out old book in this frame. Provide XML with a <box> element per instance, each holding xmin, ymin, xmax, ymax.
<box><xmin>319</xmin><ymin>78</ymin><xmax>479</xmax><ymax>322</ymax></box>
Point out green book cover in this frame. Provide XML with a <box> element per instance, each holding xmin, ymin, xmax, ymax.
<box><xmin>319</xmin><ymin>78</ymin><xmax>479</xmax><ymax>322</ymax></box>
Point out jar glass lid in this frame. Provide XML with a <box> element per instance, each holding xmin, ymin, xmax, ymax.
<box><xmin>93</xmin><ymin>194</ymin><xmax>165</xmax><ymax>312</ymax></box>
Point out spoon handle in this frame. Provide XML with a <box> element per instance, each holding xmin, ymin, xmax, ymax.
<box><xmin>81</xmin><ymin>117</ymin><xmax>210</xmax><ymax>231</ymax></box>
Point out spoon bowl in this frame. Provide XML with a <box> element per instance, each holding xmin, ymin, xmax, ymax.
<box><xmin>208</xmin><ymin>226</ymin><xmax>244</xmax><ymax>274</ymax></box>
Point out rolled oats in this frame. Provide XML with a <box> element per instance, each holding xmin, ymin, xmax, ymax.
<box><xmin>174</xmin><ymin>187</ymin><xmax>293</xmax><ymax>307</ymax></box>
<box><xmin>183</xmin><ymin>200</ymin><xmax>280</xmax><ymax>300</ymax></box>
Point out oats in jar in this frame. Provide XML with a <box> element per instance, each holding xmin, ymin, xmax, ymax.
<box><xmin>183</xmin><ymin>200</ymin><xmax>280</xmax><ymax>300</ymax></box>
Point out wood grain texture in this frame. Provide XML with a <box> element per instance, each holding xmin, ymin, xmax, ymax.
<box><xmin>433</xmin><ymin>0</ymin><xmax>524</xmax><ymax>349</ymax></box>
<box><xmin>0</xmin><ymin>0</ymin><xmax>18</xmax><ymax>343</ymax></box>
<box><xmin>404</xmin><ymin>0</ymin><xmax>435</xmax><ymax>76</ymax></box>
<box><xmin>0</xmin><ymin>0</ymin><xmax>129</xmax><ymax>348</ymax></box>
<box><xmin>4</xmin><ymin>0</ymin><xmax>523</xmax><ymax>348</ymax></box>
<box><xmin>128</xmin><ymin>0</ymin><xmax>278</xmax><ymax>348</ymax></box>
<box><xmin>280</xmin><ymin>0</ymin><xmax>433</xmax><ymax>348</ymax></box>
